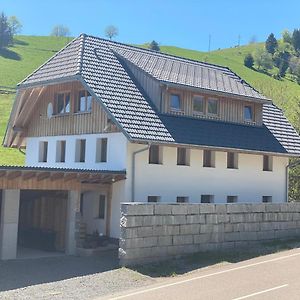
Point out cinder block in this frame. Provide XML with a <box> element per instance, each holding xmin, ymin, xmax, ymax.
<box><xmin>257</xmin><ymin>230</ymin><xmax>275</xmax><ymax>240</ymax></box>
<box><xmin>172</xmin><ymin>205</ymin><xmax>188</xmax><ymax>215</ymax></box>
<box><xmin>263</xmin><ymin>213</ymin><xmax>278</xmax><ymax>222</ymax></box>
<box><xmin>150</xmin><ymin>246</ymin><xmax>168</xmax><ymax>257</ymax></box>
<box><xmin>251</xmin><ymin>204</ymin><xmax>266</xmax><ymax>213</ymax></box>
<box><xmin>224</xmin><ymin>232</ymin><xmax>241</xmax><ymax>242</ymax></box>
<box><xmin>120</xmin><ymin>216</ymin><xmax>143</xmax><ymax>228</ymax></box>
<box><xmin>226</xmin><ymin>204</ymin><xmax>249</xmax><ymax>213</ymax></box>
<box><xmin>199</xmin><ymin>204</ymin><xmax>215</xmax><ymax>214</ymax></box>
<box><xmin>120</xmin><ymin>227</ymin><xmax>138</xmax><ymax>239</ymax></box>
<box><xmin>230</xmin><ymin>214</ymin><xmax>245</xmax><ymax>223</ymax></box>
<box><xmin>260</xmin><ymin>222</ymin><xmax>275</xmax><ymax>231</ymax></box>
<box><xmin>241</xmin><ymin>231</ymin><xmax>257</xmax><ymax>241</ymax></box>
<box><xmin>137</xmin><ymin>226</ymin><xmax>154</xmax><ymax>237</ymax></box>
<box><xmin>244</xmin><ymin>223</ymin><xmax>260</xmax><ymax>232</ymax></box>
<box><xmin>187</xmin><ymin>204</ymin><xmax>200</xmax><ymax>215</ymax></box>
<box><xmin>224</xmin><ymin>223</ymin><xmax>234</xmax><ymax>232</ymax></box>
<box><xmin>199</xmin><ymin>224</ymin><xmax>214</xmax><ymax>233</ymax></box>
<box><xmin>206</xmin><ymin>214</ymin><xmax>218</xmax><ymax>224</ymax></box>
<box><xmin>217</xmin><ymin>214</ymin><xmax>230</xmax><ymax>223</ymax></box>
<box><xmin>173</xmin><ymin>235</ymin><xmax>193</xmax><ymax>245</ymax></box>
<box><xmin>186</xmin><ymin>215</ymin><xmax>206</xmax><ymax>224</ymax></box>
<box><xmin>244</xmin><ymin>213</ymin><xmax>263</xmax><ymax>223</ymax></box>
<box><xmin>265</xmin><ymin>204</ymin><xmax>281</xmax><ymax>212</ymax></box>
<box><xmin>153</xmin><ymin>225</ymin><xmax>180</xmax><ymax>236</ymax></box>
<box><xmin>162</xmin><ymin>215</ymin><xmax>186</xmax><ymax>225</ymax></box>
<box><xmin>180</xmin><ymin>224</ymin><xmax>200</xmax><ymax>235</ymax></box>
<box><xmin>198</xmin><ymin>243</ymin><xmax>219</xmax><ymax>252</ymax></box>
<box><xmin>158</xmin><ymin>236</ymin><xmax>173</xmax><ymax>247</ymax></box>
<box><xmin>154</xmin><ymin>204</ymin><xmax>172</xmax><ymax>215</ymax></box>
<box><xmin>194</xmin><ymin>233</ymin><xmax>211</xmax><ymax>244</ymax></box>
<box><xmin>174</xmin><ymin>215</ymin><xmax>187</xmax><ymax>225</ymax></box>
<box><xmin>125</xmin><ymin>236</ymin><xmax>158</xmax><ymax>249</ymax></box>
<box><xmin>143</xmin><ymin>216</ymin><xmax>163</xmax><ymax>226</ymax></box>
<box><xmin>215</xmin><ymin>205</ymin><xmax>227</xmax><ymax>214</ymax></box>
<box><xmin>121</xmin><ymin>203</ymin><xmax>154</xmax><ymax>216</ymax></box>
<box><xmin>233</xmin><ymin>223</ymin><xmax>245</xmax><ymax>232</ymax></box>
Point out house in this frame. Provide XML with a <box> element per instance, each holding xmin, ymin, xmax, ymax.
<box><xmin>0</xmin><ymin>34</ymin><xmax>300</xmax><ymax>260</ymax></box>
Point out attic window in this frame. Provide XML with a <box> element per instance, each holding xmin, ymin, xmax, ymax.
<box><xmin>78</xmin><ymin>90</ymin><xmax>92</xmax><ymax>112</ymax></box>
<box><xmin>170</xmin><ymin>94</ymin><xmax>181</xmax><ymax>110</ymax></box>
<box><xmin>207</xmin><ymin>98</ymin><xmax>218</xmax><ymax>115</ymax></box>
<box><xmin>244</xmin><ymin>105</ymin><xmax>253</xmax><ymax>122</ymax></box>
<box><xmin>56</xmin><ymin>92</ymin><xmax>70</xmax><ymax>114</ymax></box>
<box><xmin>193</xmin><ymin>96</ymin><xmax>204</xmax><ymax>114</ymax></box>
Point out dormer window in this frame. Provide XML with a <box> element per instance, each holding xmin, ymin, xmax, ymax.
<box><xmin>193</xmin><ymin>96</ymin><xmax>204</xmax><ymax>114</ymax></box>
<box><xmin>207</xmin><ymin>98</ymin><xmax>218</xmax><ymax>115</ymax></box>
<box><xmin>78</xmin><ymin>90</ymin><xmax>92</xmax><ymax>112</ymax></box>
<box><xmin>56</xmin><ymin>92</ymin><xmax>70</xmax><ymax>114</ymax></box>
<box><xmin>244</xmin><ymin>105</ymin><xmax>253</xmax><ymax>122</ymax></box>
<box><xmin>170</xmin><ymin>94</ymin><xmax>181</xmax><ymax>110</ymax></box>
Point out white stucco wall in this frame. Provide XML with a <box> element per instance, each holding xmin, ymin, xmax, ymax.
<box><xmin>25</xmin><ymin>132</ymin><xmax>127</xmax><ymax>170</ymax></box>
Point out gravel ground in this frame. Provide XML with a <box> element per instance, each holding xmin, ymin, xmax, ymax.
<box><xmin>0</xmin><ymin>251</ymin><xmax>153</xmax><ymax>300</ymax></box>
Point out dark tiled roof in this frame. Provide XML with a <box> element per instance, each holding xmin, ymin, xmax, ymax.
<box><xmin>17</xmin><ymin>34</ymin><xmax>300</xmax><ymax>155</ymax></box>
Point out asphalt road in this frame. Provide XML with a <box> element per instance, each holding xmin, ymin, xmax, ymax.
<box><xmin>102</xmin><ymin>248</ymin><xmax>300</xmax><ymax>300</ymax></box>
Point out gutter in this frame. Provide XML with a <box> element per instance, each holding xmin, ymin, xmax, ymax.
<box><xmin>285</xmin><ymin>159</ymin><xmax>300</xmax><ymax>202</ymax></box>
<box><xmin>131</xmin><ymin>143</ymin><xmax>151</xmax><ymax>202</ymax></box>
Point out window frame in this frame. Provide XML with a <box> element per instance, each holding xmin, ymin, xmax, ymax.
<box><xmin>227</xmin><ymin>152</ymin><xmax>238</xmax><ymax>169</ymax></box>
<box><xmin>244</xmin><ymin>105</ymin><xmax>254</xmax><ymax>122</ymax></box>
<box><xmin>56</xmin><ymin>140</ymin><xmax>66</xmax><ymax>163</ymax></box>
<box><xmin>149</xmin><ymin>145</ymin><xmax>163</xmax><ymax>164</ymax></box>
<box><xmin>55</xmin><ymin>91</ymin><xmax>71</xmax><ymax>115</ymax></box>
<box><xmin>227</xmin><ymin>196</ymin><xmax>238</xmax><ymax>203</ymax></box>
<box><xmin>77</xmin><ymin>90</ymin><xmax>92</xmax><ymax>113</ymax></box>
<box><xmin>170</xmin><ymin>93</ymin><xmax>182</xmax><ymax>111</ymax></box>
<box><xmin>38</xmin><ymin>141</ymin><xmax>48</xmax><ymax>163</ymax></box>
<box><xmin>207</xmin><ymin>98</ymin><xmax>219</xmax><ymax>116</ymax></box>
<box><xmin>96</xmin><ymin>138</ymin><xmax>108</xmax><ymax>163</ymax></box>
<box><xmin>147</xmin><ymin>196</ymin><xmax>160</xmax><ymax>203</ymax></box>
<box><xmin>177</xmin><ymin>147</ymin><xmax>190</xmax><ymax>166</ymax></box>
<box><xmin>192</xmin><ymin>95</ymin><xmax>205</xmax><ymax>114</ymax></box>
<box><xmin>263</xmin><ymin>155</ymin><xmax>273</xmax><ymax>171</ymax></box>
<box><xmin>75</xmin><ymin>139</ymin><xmax>86</xmax><ymax>163</ymax></box>
<box><xmin>262</xmin><ymin>196</ymin><xmax>272</xmax><ymax>203</ymax></box>
<box><xmin>98</xmin><ymin>194</ymin><xmax>106</xmax><ymax>219</ymax></box>
<box><xmin>176</xmin><ymin>196</ymin><xmax>189</xmax><ymax>203</ymax></box>
<box><xmin>203</xmin><ymin>150</ymin><xmax>215</xmax><ymax>168</ymax></box>
<box><xmin>201</xmin><ymin>195</ymin><xmax>214</xmax><ymax>203</ymax></box>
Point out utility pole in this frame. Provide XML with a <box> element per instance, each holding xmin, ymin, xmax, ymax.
<box><xmin>208</xmin><ymin>34</ymin><xmax>211</xmax><ymax>52</ymax></box>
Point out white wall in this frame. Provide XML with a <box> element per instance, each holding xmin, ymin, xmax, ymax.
<box><xmin>126</xmin><ymin>144</ymin><xmax>289</xmax><ymax>204</ymax></box>
<box><xmin>25</xmin><ymin>132</ymin><xmax>127</xmax><ymax>170</ymax></box>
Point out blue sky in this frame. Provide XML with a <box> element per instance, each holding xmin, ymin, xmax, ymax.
<box><xmin>2</xmin><ymin>0</ymin><xmax>300</xmax><ymax>51</ymax></box>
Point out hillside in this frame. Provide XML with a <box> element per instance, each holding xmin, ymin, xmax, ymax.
<box><xmin>0</xmin><ymin>35</ymin><xmax>300</xmax><ymax>165</ymax></box>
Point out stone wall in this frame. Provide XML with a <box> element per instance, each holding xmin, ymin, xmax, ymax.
<box><xmin>119</xmin><ymin>203</ymin><xmax>300</xmax><ymax>266</ymax></box>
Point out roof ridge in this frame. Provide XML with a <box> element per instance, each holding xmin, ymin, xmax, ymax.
<box><xmin>83</xmin><ymin>33</ymin><xmax>232</xmax><ymax>72</ymax></box>
<box><xmin>78</xmin><ymin>33</ymin><xmax>86</xmax><ymax>74</ymax></box>
<box><xmin>18</xmin><ymin>35</ymin><xmax>83</xmax><ymax>87</ymax></box>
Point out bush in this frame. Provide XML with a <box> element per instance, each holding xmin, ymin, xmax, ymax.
<box><xmin>253</xmin><ymin>48</ymin><xmax>274</xmax><ymax>70</ymax></box>
<box><xmin>149</xmin><ymin>40</ymin><xmax>160</xmax><ymax>51</ymax></box>
<box><xmin>244</xmin><ymin>53</ymin><xmax>254</xmax><ymax>68</ymax></box>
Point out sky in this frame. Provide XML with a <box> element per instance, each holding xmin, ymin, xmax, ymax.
<box><xmin>2</xmin><ymin>0</ymin><xmax>300</xmax><ymax>51</ymax></box>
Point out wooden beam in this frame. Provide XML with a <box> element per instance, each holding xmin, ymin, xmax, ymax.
<box><xmin>78</xmin><ymin>173</ymin><xmax>91</xmax><ymax>181</ymax></box>
<box><xmin>64</xmin><ymin>173</ymin><xmax>78</xmax><ymax>182</ymax></box>
<box><xmin>7</xmin><ymin>171</ymin><xmax>22</xmax><ymax>180</ymax></box>
<box><xmin>0</xmin><ymin>171</ymin><xmax>7</xmax><ymax>178</ymax></box>
<box><xmin>37</xmin><ymin>172</ymin><xmax>51</xmax><ymax>181</ymax></box>
<box><xmin>51</xmin><ymin>172</ymin><xmax>65</xmax><ymax>181</ymax></box>
<box><xmin>23</xmin><ymin>171</ymin><xmax>37</xmax><ymax>180</ymax></box>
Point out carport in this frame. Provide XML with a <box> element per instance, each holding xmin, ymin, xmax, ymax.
<box><xmin>0</xmin><ymin>166</ymin><xmax>126</xmax><ymax>260</ymax></box>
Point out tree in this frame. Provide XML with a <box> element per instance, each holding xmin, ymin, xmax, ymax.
<box><xmin>292</xmin><ymin>29</ymin><xmax>300</xmax><ymax>53</ymax></box>
<box><xmin>289</xmin><ymin>56</ymin><xmax>300</xmax><ymax>83</ymax></box>
<box><xmin>0</xmin><ymin>12</ymin><xmax>13</xmax><ymax>49</ymax></box>
<box><xmin>244</xmin><ymin>53</ymin><xmax>254</xmax><ymax>68</ymax></box>
<box><xmin>51</xmin><ymin>25</ymin><xmax>70</xmax><ymax>37</ymax></box>
<box><xmin>282</xmin><ymin>29</ymin><xmax>292</xmax><ymax>44</ymax></box>
<box><xmin>149</xmin><ymin>40</ymin><xmax>160</xmax><ymax>51</ymax></box>
<box><xmin>8</xmin><ymin>16</ymin><xmax>22</xmax><ymax>36</ymax></box>
<box><xmin>265</xmin><ymin>33</ymin><xmax>278</xmax><ymax>55</ymax></box>
<box><xmin>253</xmin><ymin>48</ymin><xmax>273</xmax><ymax>70</ymax></box>
<box><xmin>105</xmin><ymin>25</ymin><xmax>118</xmax><ymax>40</ymax></box>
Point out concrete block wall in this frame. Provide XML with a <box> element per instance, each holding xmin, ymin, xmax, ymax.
<box><xmin>119</xmin><ymin>203</ymin><xmax>300</xmax><ymax>266</ymax></box>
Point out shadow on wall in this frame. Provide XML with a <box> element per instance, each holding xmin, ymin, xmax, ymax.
<box><xmin>132</xmin><ymin>238</ymin><xmax>300</xmax><ymax>278</ymax></box>
<box><xmin>0</xmin><ymin>48</ymin><xmax>21</xmax><ymax>61</ymax></box>
<box><xmin>0</xmin><ymin>250</ymin><xmax>119</xmax><ymax>292</ymax></box>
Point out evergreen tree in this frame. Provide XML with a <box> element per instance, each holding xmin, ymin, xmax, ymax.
<box><xmin>265</xmin><ymin>33</ymin><xmax>278</xmax><ymax>55</ymax></box>
<box><xmin>244</xmin><ymin>53</ymin><xmax>254</xmax><ymax>68</ymax></box>
<box><xmin>0</xmin><ymin>12</ymin><xmax>13</xmax><ymax>49</ymax></box>
<box><xmin>292</xmin><ymin>29</ymin><xmax>300</xmax><ymax>53</ymax></box>
<box><xmin>149</xmin><ymin>40</ymin><xmax>160</xmax><ymax>51</ymax></box>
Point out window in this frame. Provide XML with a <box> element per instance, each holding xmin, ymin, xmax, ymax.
<box><xmin>227</xmin><ymin>196</ymin><xmax>238</xmax><ymax>203</ymax></box>
<box><xmin>177</xmin><ymin>147</ymin><xmax>190</xmax><ymax>166</ymax></box>
<box><xmin>149</xmin><ymin>145</ymin><xmax>162</xmax><ymax>164</ymax></box>
<box><xmin>203</xmin><ymin>150</ymin><xmax>215</xmax><ymax>167</ymax></box>
<box><xmin>75</xmin><ymin>139</ymin><xmax>86</xmax><ymax>162</ymax></box>
<box><xmin>244</xmin><ymin>105</ymin><xmax>253</xmax><ymax>121</ymax></box>
<box><xmin>38</xmin><ymin>141</ymin><xmax>48</xmax><ymax>162</ymax></box>
<box><xmin>98</xmin><ymin>195</ymin><xmax>106</xmax><ymax>219</ymax></box>
<box><xmin>193</xmin><ymin>96</ymin><xmax>204</xmax><ymax>113</ymax></box>
<box><xmin>148</xmin><ymin>196</ymin><xmax>160</xmax><ymax>203</ymax></box>
<box><xmin>170</xmin><ymin>94</ymin><xmax>181</xmax><ymax>110</ymax></box>
<box><xmin>207</xmin><ymin>98</ymin><xmax>218</xmax><ymax>115</ymax></box>
<box><xmin>176</xmin><ymin>196</ymin><xmax>188</xmax><ymax>203</ymax></box>
<box><xmin>80</xmin><ymin>193</ymin><xmax>84</xmax><ymax>216</ymax></box>
<box><xmin>227</xmin><ymin>152</ymin><xmax>238</xmax><ymax>169</ymax></box>
<box><xmin>78</xmin><ymin>90</ymin><xmax>92</xmax><ymax>112</ymax></box>
<box><xmin>262</xmin><ymin>196</ymin><xmax>272</xmax><ymax>203</ymax></box>
<box><xmin>201</xmin><ymin>195</ymin><xmax>214</xmax><ymax>203</ymax></box>
<box><xmin>96</xmin><ymin>138</ymin><xmax>108</xmax><ymax>163</ymax></box>
<box><xmin>56</xmin><ymin>140</ymin><xmax>66</xmax><ymax>163</ymax></box>
<box><xmin>263</xmin><ymin>155</ymin><xmax>273</xmax><ymax>171</ymax></box>
<box><xmin>55</xmin><ymin>92</ymin><xmax>70</xmax><ymax>114</ymax></box>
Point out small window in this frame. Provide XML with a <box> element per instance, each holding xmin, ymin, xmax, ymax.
<box><xmin>177</xmin><ymin>196</ymin><xmax>188</xmax><ymax>203</ymax></box>
<box><xmin>177</xmin><ymin>147</ymin><xmax>190</xmax><ymax>166</ymax></box>
<box><xmin>78</xmin><ymin>90</ymin><xmax>92</xmax><ymax>112</ymax></box>
<box><xmin>148</xmin><ymin>196</ymin><xmax>160</xmax><ymax>203</ymax></box>
<box><xmin>55</xmin><ymin>92</ymin><xmax>70</xmax><ymax>114</ymax></box>
<box><xmin>96</xmin><ymin>138</ymin><xmax>108</xmax><ymax>163</ymax></box>
<box><xmin>262</xmin><ymin>196</ymin><xmax>272</xmax><ymax>203</ymax></box>
<box><xmin>244</xmin><ymin>105</ymin><xmax>253</xmax><ymax>121</ymax></box>
<box><xmin>38</xmin><ymin>141</ymin><xmax>48</xmax><ymax>162</ymax></box>
<box><xmin>201</xmin><ymin>195</ymin><xmax>214</xmax><ymax>203</ymax></box>
<box><xmin>56</xmin><ymin>140</ymin><xmax>66</xmax><ymax>163</ymax></box>
<box><xmin>207</xmin><ymin>98</ymin><xmax>218</xmax><ymax>115</ymax></box>
<box><xmin>149</xmin><ymin>145</ymin><xmax>162</xmax><ymax>164</ymax></box>
<box><xmin>203</xmin><ymin>150</ymin><xmax>215</xmax><ymax>168</ymax></box>
<box><xmin>193</xmin><ymin>96</ymin><xmax>204</xmax><ymax>113</ymax></box>
<box><xmin>80</xmin><ymin>193</ymin><xmax>84</xmax><ymax>216</ymax></box>
<box><xmin>227</xmin><ymin>196</ymin><xmax>238</xmax><ymax>203</ymax></box>
<box><xmin>75</xmin><ymin>139</ymin><xmax>86</xmax><ymax>162</ymax></box>
<box><xmin>263</xmin><ymin>155</ymin><xmax>273</xmax><ymax>171</ymax></box>
<box><xmin>227</xmin><ymin>152</ymin><xmax>238</xmax><ymax>169</ymax></box>
<box><xmin>170</xmin><ymin>94</ymin><xmax>181</xmax><ymax>110</ymax></box>
<box><xmin>98</xmin><ymin>195</ymin><xmax>106</xmax><ymax>219</ymax></box>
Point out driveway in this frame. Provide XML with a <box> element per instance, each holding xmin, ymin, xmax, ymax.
<box><xmin>0</xmin><ymin>250</ymin><xmax>153</xmax><ymax>300</ymax></box>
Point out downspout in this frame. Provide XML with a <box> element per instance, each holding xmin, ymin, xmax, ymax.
<box><xmin>285</xmin><ymin>159</ymin><xmax>300</xmax><ymax>202</ymax></box>
<box><xmin>131</xmin><ymin>143</ymin><xmax>151</xmax><ymax>202</ymax></box>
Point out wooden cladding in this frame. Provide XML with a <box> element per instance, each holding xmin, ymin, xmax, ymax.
<box><xmin>23</xmin><ymin>81</ymin><xmax>119</xmax><ymax>137</ymax></box>
<box><xmin>162</xmin><ymin>88</ymin><xmax>263</xmax><ymax>126</ymax></box>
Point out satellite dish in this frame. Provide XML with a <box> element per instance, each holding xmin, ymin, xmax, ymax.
<box><xmin>47</xmin><ymin>102</ymin><xmax>53</xmax><ymax>119</ymax></box>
